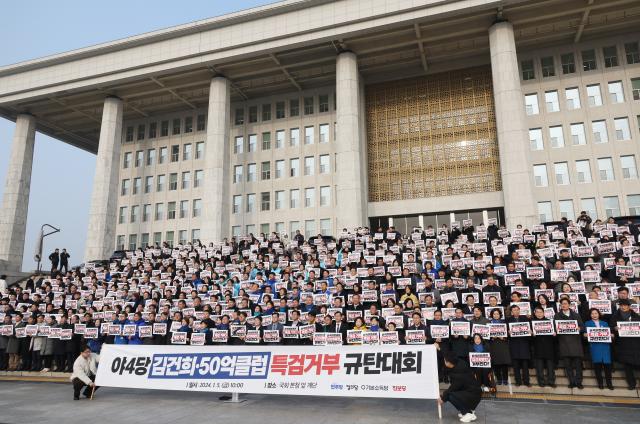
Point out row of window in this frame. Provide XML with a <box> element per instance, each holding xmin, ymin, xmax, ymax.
<box><xmin>537</xmin><ymin>195</ymin><xmax>640</xmax><ymax>223</ymax></box>
<box><xmin>234</xmin><ymin>94</ymin><xmax>333</xmax><ymax>125</ymax></box>
<box><xmin>528</xmin><ymin>116</ymin><xmax>633</xmax><ymax>149</ymax></box>
<box><xmin>123</xmin><ymin>142</ymin><xmax>204</xmax><ymax>169</ymax></box>
<box><xmin>231</xmin><ymin>219</ymin><xmax>332</xmax><ymax>239</ymax></box>
<box><xmin>533</xmin><ymin>155</ymin><xmax>638</xmax><ymax>187</ymax></box>
<box><xmin>233</xmin><ymin>154</ymin><xmax>332</xmax><ymax>183</ymax></box>
<box><xmin>232</xmin><ymin>186</ymin><xmax>333</xmax><ymax>214</ymax></box>
<box><xmin>121</xmin><ymin>170</ymin><xmax>204</xmax><ymax>196</ymax></box>
<box><xmin>118</xmin><ymin>199</ymin><xmax>202</xmax><ymax>224</ymax></box>
<box><xmin>124</xmin><ymin>114</ymin><xmax>207</xmax><ymax>142</ymax></box>
<box><xmin>233</xmin><ymin>123</ymin><xmax>331</xmax><ymax>154</ymax></box>
<box><xmin>116</xmin><ymin>229</ymin><xmax>201</xmax><ymax>250</ymax></box>
<box><xmin>521</xmin><ymin>41</ymin><xmax>640</xmax><ymax>81</ymax></box>
<box><xmin>524</xmin><ymin>81</ymin><xmax>635</xmax><ymax>116</ymax></box>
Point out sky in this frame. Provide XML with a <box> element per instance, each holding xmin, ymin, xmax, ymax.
<box><xmin>0</xmin><ymin>0</ymin><xmax>276</xmax><ymax>271</ymax></box>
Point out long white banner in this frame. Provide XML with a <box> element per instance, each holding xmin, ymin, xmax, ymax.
<box><xmin>96</xmin><ymin>344</ymin><xmax>439</xmax><ymax>399</ymax></box>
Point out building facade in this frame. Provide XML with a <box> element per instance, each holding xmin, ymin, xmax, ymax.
<box><xmin>0</xmin><ymin>0</ymin><xmax>639</xmax><ymax>270</ymax></box>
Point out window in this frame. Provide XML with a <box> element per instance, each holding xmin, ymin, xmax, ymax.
<box><xmin>319</xmin><ymin>95</ymin><xmax>329</xmax><ymax>112</ymax></box>
<box><xmin>157</xmin><ymin>174</ymin><xmax>165</xmax><ymax>192</ymax></box>
<box><xmin>304</xmin><ymin>187</ymin><xmax>315</xmax><ymax>207</ymax></box>
<box><xmin>582</xmin><ymin>49</ymin><xmax>597</xmax><ymax>71</ymax></box>
<box><xmin>633</xmin><ymin>78</ymin><xmax>640</xmax><ymax>101</ymax></box>
<box><xmin>570</xmin><ymin>123</ymin><xmax>586</xmax><ymax>145</ymax></box>
<box><xmin>554</xmin><ymin>162</ymin><xmax>570</xmax><ymax>185</ymax></box>
<box><xmin>289</xmin><ymin>221</ymin><xmax>300</xmax><ymax>239</ymax></box>
<box><xmin>262</xmin><ymin>104</ymin><xmax>271</xmax><ymax>121</ymax></box>
<box><xmin>132</xmin><ymin>150</ymin><xmax>142</xmax><ymax>168</ymax></box>
<box><xmin>118</xmin><ymin>207</ymin><xmax>127</xmax><ymax>224</ymax></box>
<box><xmin>197</xmin><ymin>114</ymin><xmax>206</xmax><ymax>131</ymax></box>
<box><xmin>195</xmin><ymin>142</ymin><xmax>204</xmax><ymax>159</ymax></box>
<box><xmin>146</xmin><ymin>149</ymin><xmax>155</xmax><ymax>166</ymax></box>
<box><xmin>592</xmin><ymin>120</ymin><xmax>608</xmax><ymax>144</ymax></box>
<box><xmin>183</xmin><ymin>144</ymin><xmax>192</xmax><ymax>161</ymax></box>
<box><xmin>261</xmin><ymin>161</ymin><xmax>271</xmax><ymax>180</ymax></box>
<box><xmin>597</xmin><ymin>158</ymin><xmax>615</xmax><ymax>181</ymax></box>
<box><xmin>304</xmin><ymin>156</ymin><xmax>315</xmax><ymax>176</ymax></box>
<box><xmin>192</xmin><ymin>199</ymin><xmax>202</xmax><ymax>217</ymax></box>
<box><xmin>586</xmin><ymin>84</ymin><xmax>602</xmax><ymax>106</ymax></box>
<box><xmin>538</xmin><ymin>201</ymin><xmax>553</xmax><ymax>222</ymax></box>
<box><xmin>171</xmin><ymin>145</ymin><xmax>179</xmax><ymax>162</ymax></box>
<box><xmin>167</xmin><ymin>202</ymin><xmax>176</xmax><ymax>220</ymax></box>
<box><xmin>260</xmin><ymin>223</ymin><xmax>270</xmax><ymax>234</ymax></box>
<box><xmin>549</xmin><ymin>126</ymin><xmax>564</xmax><ymax>148</ymax></box>
<box><xmin>621</xmin><ymin>155</ymin><xmax>638</xmax><ymax>179</ymax></box>
<box><xmin>276</xmin><ymin>130</ymin><xmax>285</xmax><ymax>149</ymax></box>
<box><xmin>565</xmin><ymin>88</ymin><xmax>581</xmax><ymax>110</ymax></box>
<box><xmin>608</xmin><ymin>81</ymin><xmax>625</xmax><ymax>104</ymax></box>
<box><xmin>561</xmin><ymin>53</ymin><xmax>576</xmax><ymax>74</ymax></box>
<box><xmin>276</xmin><ymin>101</ymin><xmax>285</xmax><ymax>119</ymax></box>
<box><xmin>233</xmin><ymin>195</ymin><xmax>242</xmax><ymax>214</ymax></box>
<box><xmin>116</xmin><ymin>235</ymin><xmax>125</xmax><ymax>250</ymax></box>
<box><xmin>603</xmin><ymin>46</ymin><xmax>619</xmax><ymax>68</ymax></box>
<box><xmin>246</xmin><ymin>194</ymin><xmax>255</xmax><ymax>213</ymax></box>
<box><xmin>181</xmin><ymin>171</ymin><xmax>190</xmax><ymax>189</ymax></box>
<box><xmin>161</xmin><ymin>120</ymin><xmax>169</xmax><ymax>137</ymax></box>
<box><xmin>290</xmin><ymin>128</ymin><xmax>299</xmax><ymax>147</ymax></box>
<box><xmin>155</xmin><ymin>203</ymin><xmax>164</xmax><ymax>221</ymax></box>
<box><xmin>581</xmin><ymin>198</ymin><xmax>597</xmax><ymax>220</ymax></box>
<box><xmin>625</xmin><ymin>42</ymin><xmax>640</xmax><ymax>64</ymax></box>
<box><xmin>545</xmin><ymin>91</ymin><xmax>559</xmax><ymax>112</ymax></box>
<box><xmin>232</xmin><ymin>165</ymin><xmax>244</xmax><ymax>183</ymax></box>
<box><xmin>320</xmin><ymin>218</ymin><xmax>331</xmax><ymax>236</ymax></box>
<box><xmin>144</xmin><ymin>176</ymin><xmax>153</xmax><ymax>194</ymax></box>
<box><xmin>275</xmin><ymin>191</ymin><xmax>285</xmax><ymax>210</ymax></box>
<box><xmin>194</xmin><ymin>170</ymin><xmax>203</xmax><ymax>188</ymax></box>
<box><xmin>149</xmin><ymin>122</ymin><xmax>157</xmax><ymax>139</ymax></box>
<box><xmin>125</xmin><ymin>126</ymin><xmax>134</xmax><ymax>142</ymax></box>
<box><xmin>275</xmin><ymin>160</ymin><xmax>284</xmax><ymax>179</ymax></box>
<box><xmin>290</xmin><ymin>189</ymin><xmax>300</xmax><ymax>208</ymax></box>
<box><xmin>304</xmin><ymin>97</ymin><xmax>314</xmax><ymax>114</ymax></box>
<box><xmin>246</xmin><ymin>134</ymin><xmax>256</xmax><ymax>153</ymax></box>
<box><xmin>533</xmin><ymin>164</ymin><xmax>548</xmax><ymax>187</ymax></box>
<box><xmin>165</xmin><ymin>231</ymin><xmax>174</xmax><ymax>246</ymax></box>
<box><xmin>541</xmin><ymin>56</ymin><xmax>555</xmax><ymax>77</ymax></box>
<box><xmin>319</xmin><ymin>124</ymin><xmax>329</xmax><ymax>143</ymax></box>
<box><xmin>262</xmin><ymin>132</ymin><xmax>271</xmax><ymax>150</ymax></box>
<box><xmin>575</xmin><ymin>160</ymin><xmax>592</xmax><ymax>183</ymax></box>
<box><xmin>304</xmin><ymin>126</ymin><xmax>314</xmax><ymax>145</ymax></box>
<box><xmin>290</xmin><ymin>99</ymin><xmax>299</xmax><ymax>117</ymax></box>
<box><xmin>246</xmin><ymin>225</ymin><xmax>255</xmax><ymax>235</ymax></box>
<box><xmin>320</xmin><ymin>186</ymin><xmax>331</xmax><ymax>206</ymax></box>
<box><xmin>191</xmin><ymin>229</ymin><xmax>200</xmax><ymax>241</ymax></box>
<box><xmin>235</xmin><ymin>108</ymin><xmax>244</xmax><ymax>125</ymax></box>
<box><xmin>143</xmin><ymin>204</ymin><xmax>151</xmax><ymax>222</ymax></box>
<box><xmin>172</xmin><ymin>118</ymin><xmax>181</xmax><ymax>135</ymax></box>
<box><xmin>528</xmin><ymin>128</ymin><xmax>542</xmax><ymax>151</ymax></box>
<box><xmin>178</xmin><ymin>230</ymin><xmax>187</xmax><ymax>245</ymax></box>
<box><xmin>319</xmin><ymin>154</ymin><xmax>330</xmax><ymax>173</ymax></box>
<box><xmin>179</xmin><ymin>200</ymin><xmax>188</xmax><ymax>219</ymax></box>
<box><xmin>628</xmin><ymin>195</ymin><xmax>640</xmax><ymax>215</ymax></box>
<box><xmin>305</xmin><ymin>219</ymin><xmax>316</xmax><ymax>236</ymax></box>
<box><xmin>275</xmin><ymin>222</ymin><xmax>285</xmax><ymax>235</ymax></box>
<box><xmin>524</xmin><ymin>94</ymin><xmax>539</xmax><ymax>115</ymax></box>
<box><xmin>185</xmin><ymin>116</ymin><xmax>193</xmax><ymax>133</ymax></box>
<box><xmin>128</xmin><ymin>235</ymin><xmax>137</xmax><ymax>251</ymax></box>
<box><xmin>141</xmin><ymin>233</ymin><xmax>149</xmax><ymax>248</ymax></box>
<box><xmin>614</xmin><ymin>117</ymin><xmax>631</xmax><ymax>140</ymax></box>
<box><xmin>121</xmin><ymin>179</ymin><xmax>130</xmax><ymax>196</ymax></box>
<box><xmin>133</xmin><ymin>177</ymin><xmax>141</xmax><ymax>195</ymax></box>
<box><xmin>247</xmin><ymin>163</ymin><xmax>256</xmax><ymax>182</ymax></box>
<box><xmin>261</xmin><ymin>192</ymin><xmax>271</xmax><ymax>211</ymax></box>
<box><xmin>290</xmin><ymin>158</ymin><xmax>300</xmax><ymax>177</ymax></box>
<box><xmin>603</xmin><ymin>196</ymin><xmax>620</xmax><ymax>217</ymax></box>
<box><xmin>521</xmin><ymin>59</ymin><xmax>535</xmax><ymax>80</ymax></box>
<box><xmin>559</xmin><ymin>200</ymin><xmax>575</xmax><ymax>221</ymax></box>
<box><xmin>123</xmin><ymin>152</ymin><xmax>132</xmax><ymax>169</ymax></box>
<box><xmin>234</xmin><ymin>136</ymin><xmax>244</xmax><ymax>154</ymax></box>
<box><xmin>159</xmin><ymin>147</ymin><xmax>167</xmax><ymax>164</ymax></box>
<box><xmin>232</xmin><ymin>226</ymin><xmax>241</xmax><ymax>237</ymax></box>
<box><xmin>169</xmin><ymin>173</ymin><xmax>178</xmax><ymax>191</ymax></box>
<box><xmin>153</xmin><ymin>232</ymin><xmax>162</xmax><ymax>246</ymax></box>
<box><xmin>248</xmin><ymin>106</ymin><xmax>258</xmax><ymax>123</ymax></box>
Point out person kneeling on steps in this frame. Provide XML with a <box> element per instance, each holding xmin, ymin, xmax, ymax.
<box><xmin>439</xmin><ymin>351</ymin><xmax>482</xmax><ymax>423</ymax></box>
<box><xmin>70</xmin><ymin>345</ymin><xmax>99</xmax><ymax>400</ymax></box>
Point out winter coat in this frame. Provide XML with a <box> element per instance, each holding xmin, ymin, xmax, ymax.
<box><xmin>441</xmin><ymin>360</ymin><xmax>482</xmax><ymax>410</ymax></box>
<box><xmin>610</xmin><ymin>309</ymin><xmax>640</xmax><ymax>366</ymax></box>
<box><xmin>585</xmin><ymin>320</ymin><xmax>611</xmax><ymax>364</ymax></box>
<box><xmin>554</xmin><ymin>311</ymin><xmax>584</xmax><ymax>358</ymax></box>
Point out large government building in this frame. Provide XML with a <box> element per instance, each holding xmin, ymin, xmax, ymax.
<box><xmin>0</xmin><ymin>0</ymin><xmax>640</xmax><ymax>269</ymax></box>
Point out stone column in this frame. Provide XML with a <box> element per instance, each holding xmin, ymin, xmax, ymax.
<box><xmin>0</xmin><ymin>114</ymin><xmax>36</xmax><ymax>271</ymax></box>
<box><xmin>489</xmin><ymin>21</ymin><xmax>537</xmax><ymax>229</ymax></box>
<box><xmin>84</xmin><ymin>97</ymin><xmax>123</xmax><ymax>261</ymax></box>
<box><xmin>335</xmin><ymin>51</ymin><xmax>367</xmax><ymax>231</ymax></box>
<box><xmin>201</xmin><ymin>77</ymin><xmax>231</xmax><ymax>242</ymax></box>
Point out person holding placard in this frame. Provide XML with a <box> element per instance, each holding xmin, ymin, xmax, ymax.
<box><xmin>531</xmin><ymin>307</ymin><xmax>556</xmax><ymax>388</ymax></box>
<box><xmin>439</xmin><ymin>351</ymin><xmax>482</xmax><ymax>423</ymax></box>
<box><xmin>469</xmin><ymin>334</ymin><xmax>492</xmax><ymax>391</ymax></box>
<box><xmin>554</xmin><ymin>297</ymin><xmax>585</xmax><ymax>389</ymax></box>
<box><xmin>584</xmin><ymin>308</ymin><xmax>613</xmax><ymax>390</ymax></box>
<box><xmin>488</xmin><ymin>309</ymin><xmax>510</xmax><ymax>386</ymax></box>
<box><xmin>506</xmin><ymin>305</ymin><xmax>531</xmax><ymax>387</ymax></box>
<box><xmin>609</xmin><ymin>299</ymin><xmax>640</xmax><ymax>390</ymax></box>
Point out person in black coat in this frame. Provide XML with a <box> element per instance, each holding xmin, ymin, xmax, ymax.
<box><xmin>609</xmin><ymin>299</ymin><xmax>640</xmax><ymax>390</ymax></box>
<box><xmin>49</xmin><ymin>249</ymin><xmax>60</xmax><ymax>274</ymax></box>
<box><xmin>506</xmin><ymin>305</ymin><xmax>532</xmax><ymax>386</ymax></box>
<box><xmin>531</xmin><ymin>307</ymin><xmax>556</xmax><ymax>387</ymax></box>
<box><xmin>439</xmin><ymin>351</ymin><xmax>482</xmax><ymax>422</ymax></box>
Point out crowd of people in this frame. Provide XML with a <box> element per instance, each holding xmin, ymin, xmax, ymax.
<box><xmin>1</xmin><ymin>213</ymin><xmax>640</xmax><ymax>395</ymax></box>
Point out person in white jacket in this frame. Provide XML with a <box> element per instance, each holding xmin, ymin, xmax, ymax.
<box><xmin>70</xmin><ymin>346</ymin><xmax>99</xmax><ymax>400</ymax></box>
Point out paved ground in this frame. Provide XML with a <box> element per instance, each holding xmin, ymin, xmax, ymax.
<box><xmin>0</xmin><ymin>381</ymin><xmax>637</xmax><ymax>424</ymax></box>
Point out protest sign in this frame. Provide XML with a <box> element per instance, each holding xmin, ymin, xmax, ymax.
<box><xmin>469</xmin><ymin>352</ymin><xmax>491</xmax><ymax>368</ymax></box>
<box><xmin>586</xmin><ymin>327</ymin><xmax>611</xmax><ymax>343</ymax></box>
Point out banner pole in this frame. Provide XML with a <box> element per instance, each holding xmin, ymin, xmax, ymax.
<box><xmin>224</xmin><ymin>392</ymin><xmax>246</xmax><ymax>403</ymax></box>
<box><xmin>508</xmin><ymin>375</ymin><xmax>513</xmax><ymax>396</ymax></box>
<box><xmin>90</xmin><ymin>385</ymin><xmax>96</xmax><ymax>400</ymax></box>
<box><xmin>437</xmin><ymin>403</ymin><xmax>442</xmax><ymax>420</ymax></box>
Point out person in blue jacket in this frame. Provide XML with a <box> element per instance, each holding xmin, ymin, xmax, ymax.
<box><xmin>128</xmin><ymin>312</ymin><xmax>146</xmax><ymax>345</ymax></box>
<box><xmin>113</xmin><ymin>313</ymin><xmax>128</xmax><ymax>345</ymax></box>
<box><xmin>585</xmin><ymin>308</ymin><xmax>614</xmax><ymax>390</ymax></box>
